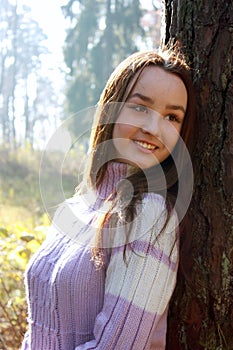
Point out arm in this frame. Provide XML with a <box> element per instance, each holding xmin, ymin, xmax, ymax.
<box><xmin>76</xmin><ymin>194</ymin><xmax>179</xmax><ymax>350</ymax></box>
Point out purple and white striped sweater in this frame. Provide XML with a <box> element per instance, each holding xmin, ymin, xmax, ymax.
<box><xmin>22</xmin><ymin>162</ymin><xmax>179</xmax><ymax>350</ymax></box>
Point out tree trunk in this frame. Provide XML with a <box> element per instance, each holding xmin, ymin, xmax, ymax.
<box><xmin>163</xmin><ymin>1</ymin><xmax>233</xmax><ymax>349</ymax></box>
<box><xmin>24</xmin><ymin>82</ymin><xmax>30</xmax><ymax>144</ymax></box>
<box><xmin>10</xmin><ymin>2</ymin><xmax>18</xmax><ymax>149</ymax></box>
<box><xmin>103</xmin><ymin>0</ymin><xmax>114</xmax><ymax>82</ymax></box>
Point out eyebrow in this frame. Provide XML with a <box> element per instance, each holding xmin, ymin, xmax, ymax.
<box><xmin>128</xmin><ymin>93</ymin><xmax>154</xmax><ymax>104</ymax></box>
<box><xmin>128</xmin><ymin>92</ymin><xmax>186</xmax><ymax>114</ymax></box>
<box><xmin>166</xmin><ymin>104</ymin><xmax>186</xmax><ymax>114</ymax></box>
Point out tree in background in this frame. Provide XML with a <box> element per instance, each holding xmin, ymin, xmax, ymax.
<box><xmin>0</xmin><ymin>0</ymin><xmax>61</xmax><ymax>148</ymax></box>
<box><xmin>163</xmin><ymin>1</ymin><xmax>233</xmax><ymax>349</ymax></box>
<box><xmin>62</xmin><ymin>0</ymin><xmax>161</xmax><ymax>126</ymax></box>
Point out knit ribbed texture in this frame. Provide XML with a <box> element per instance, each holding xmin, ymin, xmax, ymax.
<box><xmin>22</xmin><ymin>161</ymin><xmax>179</xmax><ymax>350</ymax></box>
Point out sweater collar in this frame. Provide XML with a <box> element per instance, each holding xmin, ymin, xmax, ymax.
<box><xmin>97</xmin><ymin>161</ymin><xmax>128</xmax><ymax>200</ymax></box>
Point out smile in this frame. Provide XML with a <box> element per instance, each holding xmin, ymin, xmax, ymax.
<box><xmin>134</xmin><ymin>140</ymin><xmax>157</xmax><ymax>150</ymax></box>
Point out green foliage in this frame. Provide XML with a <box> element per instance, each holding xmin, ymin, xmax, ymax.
<box><xmin>62</xmin><ymin>0</ymin><xmax>146</xmax><ymax>131</ymax></box>
<box><xmin>0</xmin><ymin>145</ymin><xmax>82</xmax><ymax>349</ymax></box>
<box><xmin>0</xmin><ymin>206</ymin><xmax>48</xmax><ymax>349</ymax></box>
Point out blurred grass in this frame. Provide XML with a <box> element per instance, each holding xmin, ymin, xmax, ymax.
<box><xmin>0</xmin><ymin>144</ymin><xmax>83</xmax><ymax>212</ymax></box>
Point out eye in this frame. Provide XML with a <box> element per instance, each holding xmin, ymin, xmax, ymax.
<box><xmin>129</xmin><ymin>104</ymin><xmax>148</xmax><ymax>114</ymax></box>
<box><xmin>164</xmin><ymin>114</ymin><xmax>181</xmax><ymax>123</ymax></box>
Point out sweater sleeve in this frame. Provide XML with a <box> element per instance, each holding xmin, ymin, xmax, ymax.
<box><xmin>75</xmin><ymin>194</ymin><xmax>179</xmax><ymax>350</ymax></box>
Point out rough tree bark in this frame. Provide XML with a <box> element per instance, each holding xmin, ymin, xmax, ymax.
<box><xmin>163</xmin><ymin>1</ymin><xmax>233</xmax><ymax>349</ymax></box>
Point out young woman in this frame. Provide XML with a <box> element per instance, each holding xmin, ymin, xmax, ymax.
<box><xmin>22</xmin><ymin>48</ymin><xmax>196</xmax><ymax>349</ymax></box>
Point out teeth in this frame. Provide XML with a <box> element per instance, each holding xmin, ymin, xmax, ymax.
<box><xmin>135</xmin><ymin>141</ymin><xmax>156</xmax><ymax>150</ymax></box>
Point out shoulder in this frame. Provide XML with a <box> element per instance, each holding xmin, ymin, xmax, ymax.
<box><xmin>130</xmin><ymin>193</ymin><xmax>179</xmax><ymax>262</ymax></box>
<box><xmin>136</xmin><ymin>193</ymin><xmax>178</xmax><ymax>240</ymax></box>
<box><xmin>138</xmin><ymin>193</ymin><xmax>175</xmax><ymax>227</ymax></box>
<box><xmin>53</xmin><ymin>191</ymin><xmax>95</xmax><ymax>218</ymax></box>
<box><xmin>141</xmin><ymin>192</ymin><xmax>167</xmax><ymax>215</ymax></box>
<box><xmin>51</xmin><ymin>193</ymin><xmax>94</xmax><ymax>235</ymax></box>
<box><xmin>110</xmin><ymin>193</ymin><xmax>178</xmax><ymax>247</ymax></box>
<box><xmin>52</xmin><ymin>196</ymin><xmax>81</xmax><ymax>222</ymax></box>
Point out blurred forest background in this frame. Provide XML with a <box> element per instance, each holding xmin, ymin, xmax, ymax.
<box><xmin>0</xmin><ymin>0</ymin><xmax>162</xmax><ymax>348</ymax></box>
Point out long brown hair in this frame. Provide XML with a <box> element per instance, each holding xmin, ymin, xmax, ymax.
<box><xmin>79</xmin><ymin>47</ymin><xmax>196</xmax><ymax>267</ymax></box>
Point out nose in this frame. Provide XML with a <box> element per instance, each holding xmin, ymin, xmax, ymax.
<box><xmin>141</xmin><ymin>112</ymin><xmax>161</xmax><ymax>137</ymax></box>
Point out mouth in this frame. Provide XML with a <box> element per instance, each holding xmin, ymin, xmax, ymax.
<box><xmin>134</xmin><ymin>140</ymin><xmax>158</xmax><ymax>151</ymax></box>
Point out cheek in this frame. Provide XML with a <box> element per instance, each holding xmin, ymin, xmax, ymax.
<box><xmin>112</xmin><ymin>123</ymin><xmax>136</xmax><ymax>139</ymax></box>
<box><xmin>161</xmin><ymin>125</ymin><xmax>181</xmax><ymax>151</ymax></box>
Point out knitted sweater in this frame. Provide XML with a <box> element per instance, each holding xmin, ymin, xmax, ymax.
<box><xmin>22</xmin><ymin>162</ymin><xmax>179</xmax><ymax>350</ymax></box>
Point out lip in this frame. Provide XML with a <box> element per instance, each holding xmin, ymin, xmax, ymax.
<box><xmin>133</xmin><ymin>139</ymin><xmax>159</xmax><ymax>153</ymax></box>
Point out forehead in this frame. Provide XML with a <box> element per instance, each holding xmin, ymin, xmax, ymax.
<box><xmin>132</xmin><ymin>66</ymin><xmax>184</xmax><ymax>90</ymax></box>
<box><xmin>128</xmin><ymin>66</ymin><xmax>187</xmax><ymax>106</ymax></box>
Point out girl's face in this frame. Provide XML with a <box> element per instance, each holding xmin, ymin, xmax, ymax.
<box><xmin>112</xmin><ymin>66</ymin><xmax>188</xmax><ymax>169</ymax></box>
